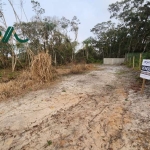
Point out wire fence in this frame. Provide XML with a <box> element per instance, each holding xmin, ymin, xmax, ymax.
<box><xmin>125</xmin><ymin>53</ymin><xmax>150</xmax><ymax>70</ymax></box>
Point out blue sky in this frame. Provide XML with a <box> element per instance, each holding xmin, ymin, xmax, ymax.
<box><xmin>3</xmin><ymin>0</ymin><xmax>120</xmax><ymax>43</ymax></box>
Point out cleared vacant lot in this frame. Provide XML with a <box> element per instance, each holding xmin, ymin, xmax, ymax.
<box><xmin>0</xmin><ymin>65</ymin><xmax>150</xmax><ymax>150</ymax></box>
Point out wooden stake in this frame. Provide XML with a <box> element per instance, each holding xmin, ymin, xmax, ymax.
<box><xmin>139</xmin><ymin>53</ymin><xmax>142</xmax><ymax>70</ymax></box>
<box><xmin>133</xmin><ymin>56</ymin><xmax>135</xmax><ymax>68</ymax></box>
<box><xmin>141</xmin><ymin>79</ymin><xmax>146</xmax><ymax>94</ymax></box>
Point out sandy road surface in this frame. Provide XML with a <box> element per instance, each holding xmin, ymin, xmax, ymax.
<box><xmin>0</xmin><ymin>65</ymin><xmax>150</xmax><ymax>150</ymax></box>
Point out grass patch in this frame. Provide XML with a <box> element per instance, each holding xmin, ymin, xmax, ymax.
<box><xmin>0</xmin><ymin>59</ymin><xmax>94</xmax><ymax>101</ymax></box>
<box><xmin>0</xmin><ymin>69</ymin><xmax>21</xmax><ymax>82</ymax></box>
<box><xmin>0</xmin><ymin>53</ymin><xmax>57</xmax><ymax>101</ymax></box>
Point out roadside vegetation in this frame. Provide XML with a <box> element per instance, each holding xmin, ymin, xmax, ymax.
<box><xmin>0</xmin><ymin>58</ymin><xmax>93</xmax><ymax>100</ymax></box>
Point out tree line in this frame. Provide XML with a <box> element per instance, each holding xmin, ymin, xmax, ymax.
<box><xmin>0</xmin><ymin>0</ymin><xmax>80</xmax><ymax>70</ymax></box>
<box><xmin>78</xmin><ymin>0</ymin><xmax>150</xmax><ymax>61</ymax></box>
<box><xmin>0</xmin><ymin>0</ymin><xmax>150</xmax><ymax>70</ymax></box>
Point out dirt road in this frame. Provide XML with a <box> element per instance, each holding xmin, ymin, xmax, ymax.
<box><xmin>0</xmin><ymin>65</ymin><xmax>150</xmax><ymax>150</ymax></box>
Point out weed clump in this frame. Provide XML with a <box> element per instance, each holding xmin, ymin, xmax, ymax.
<box><xmin>31</xmin><ymin>52</ymin><xmax>57</xmax><ymax>82</ymax></box>
<box><xmin>0</xmin><ymin>52</ymin><xmax>57</xmax><ymax>100</ymax></box>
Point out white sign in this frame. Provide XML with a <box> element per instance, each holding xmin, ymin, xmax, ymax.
<box><xmin>140</xmin><ymin>59</ymin><xmax>150</xmax><ymax>80</ymax></box>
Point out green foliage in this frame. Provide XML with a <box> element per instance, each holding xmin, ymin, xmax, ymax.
<box><xmin>47</xmin><ymin>140</ymin><xmax>52</xmax><ymax>146</ymax></box>
<box><xmin>0</xmin><ymin>0</ymin><xmax>82</xmax><ymax>71</ymax></box>
<box><xmin>86</xmin><ymin>57</ymin><xmax>95</xmax><ymax>63</ymax></box>
<box><xmin>143</xmin><ymin>53</ymin><xmax>150</xmax><ymax>59</ymax></box>
<box><xmin>31</xmin><ymin>0</ymin><xmax>45</xmax><ymax>16</ymax></box>
<box><xmin>126</xmin><ymin>53</ymin><xmax>150</xmax><ymax>69</ymax></box>
<box><xmin>13</xmin><ymin>14</ymin><xmax>80</xmax><ymax>66</ymax></box>
<box><xmin>90</xmin><ymin>0</ymin><xmax>150</xmax><ymax>58</ymax></box>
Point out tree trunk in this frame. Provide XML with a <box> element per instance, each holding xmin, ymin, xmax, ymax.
<box><xmin>72</xmin><ymin>49</ymin><xmax>74</xmax><ymax>62</ymax></box>
<box><xmin>118</xmin><ymin>40</ymin><xmax>123</xmax><ymax>58</ymax></box>
<box><xmin>54</xmin><ymin>52</ymin><xmax>57</xmax><ymax>66</ymax></box>
<box><xmin>128</xmin><ymin>38</ymin><xmax>132</xmax><ymax>54</ymax></box>
<box><xmin>12</xmin><ymin>50</ymin><xmax>17</xmax><ymax>72</ymax></box>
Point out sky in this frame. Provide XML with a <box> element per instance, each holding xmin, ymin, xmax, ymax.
<box><xmin>3</xmin><ymin>0</ymin><xmax>120</xmax><ymax>44</ymax></box>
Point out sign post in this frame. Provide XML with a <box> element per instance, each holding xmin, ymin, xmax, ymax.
<box><xmin>140</xmin><ymin>59</ymin><xmax>150</xmax><ymax>94</ymax></box>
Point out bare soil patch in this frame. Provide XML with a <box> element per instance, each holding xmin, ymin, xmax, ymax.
<box><xmin>0</xmin><ymin>65</ymin><xmax>150</xmax><ymax>150</ymax></box>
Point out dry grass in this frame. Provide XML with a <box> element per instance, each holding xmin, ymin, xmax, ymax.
<box><xmin>31</xmin><ymin>53</ymin><xmax>57</xmax><ymax>82</ymax></box>
<box><xmin>70</xmin><ymin>64</ymin><xmax>93</xmax><ymax>74</ymax></box>
<box><xmin>0</xmin><ymin>73</ymin><xmax>33</xmax><ymax>100</ymax></box>
<box><xmin>0</xmin><ymin>59</ymin><xmax>93</xmax><ymax>101</ymax></box>
<box><xmin>0</xmin><ymin>53</ymin><xmax>57</xmax><ymax>101</ymax></box>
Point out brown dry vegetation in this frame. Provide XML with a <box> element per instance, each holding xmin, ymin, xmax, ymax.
<box><xmin>70</xmin><ymin>64</ymin><xmax>93</xmax><ymax>74</ymax></box>
<box><xmin>31</xmin><ymin>53</ymin><xmax>57</xmax><ymax>82</ymax></box>
<box><xmin>0</xmin><ymin>53</ymin><xmax>94</xmax><ymax>101</ymax></box>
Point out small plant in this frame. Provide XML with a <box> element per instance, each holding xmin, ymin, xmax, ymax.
<box><xmin>62</xmin><ymin>89</ymin><xmax>66</xmax><ymax>92</ymax></box>
<box><xmin>47</xmin><ymin>140</ymin><xmax>52</xmax><ymax>146</ymax></box>
<box><xmin>106</xmin><ymin>84</ymin><xmax>115</xmax><ymax>90</ymax></box>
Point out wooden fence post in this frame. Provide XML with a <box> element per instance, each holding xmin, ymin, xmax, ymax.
<box><xmin>133</xmin><ymin>56</ymin><xmax>135</xmax><ymax>68</ymax></box>
<box><xmin>141</xmin><ymin>79</ymin><xmax>146</xmax><ymax>94</ymax></box>
<box><xmin>139</xmin><ymin>53</ymin><xmax>142</xmax><ymax>70</ymax></box>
